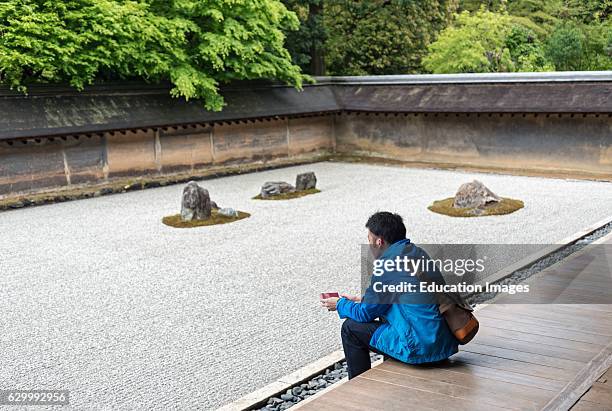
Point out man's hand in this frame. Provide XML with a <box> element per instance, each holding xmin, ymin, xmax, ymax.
<box><xmin>340</xmin><ymin>293</ymin><xmax>362</xmax><ymax>303</ymax></box>
<box><xmin>320</xmin><ymin>297</ymin><xmax>340</xmax><ymax>311</ymax></box>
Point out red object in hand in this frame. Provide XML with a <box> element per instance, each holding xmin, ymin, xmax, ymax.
<box><xmin>320</xmin><ymin>292</ymin><xmax>339</xmax><ymax>299</ymax></box>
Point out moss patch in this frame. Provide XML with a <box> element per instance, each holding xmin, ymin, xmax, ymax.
<box><xmin>252</xmin><ymin>188</ymin><xmax>321</xmax><ymax>200</ymax></box>
<box><xmin>428</xmin><ymin>197</ymin><xmax>524</xmax><ymax>217</ymax></box>
<box><xmin>162</xmin><ymin>209</ymin><xmax>251</xmax><ymax>228</ymax></box>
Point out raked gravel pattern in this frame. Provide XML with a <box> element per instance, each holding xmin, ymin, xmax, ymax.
<box><xmin>1</xmin><ymin>162</ymin><xmax>611</xmax><ymax>410</ymax></box>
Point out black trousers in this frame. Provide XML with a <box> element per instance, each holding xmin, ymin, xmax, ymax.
<box><xmin>340</xmin><ymin>318</ymin><xmax>385</xmax><ymax>379</ymax></box>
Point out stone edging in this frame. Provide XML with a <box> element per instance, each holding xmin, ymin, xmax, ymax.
<box><xmin>217</xmin><ymin>350</ymin><xmax>345</xmax><ymax>411</ymax></box>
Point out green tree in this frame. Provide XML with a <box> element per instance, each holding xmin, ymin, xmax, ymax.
<box><xmin>505</xmin><ymin>25</ymin><xmax>554</xmax><ymax>71</ymax></box>
<box><xmin>281</xmin><ymin>0</ymin><xmax>326</xmax><ymax>74</ymax></box>
<box><xmin>323</xmin><ymin>0</ymin><xmax>457</xmax><ymax>75</ymax></box>
<box><xmin>581</xmin><ymin>20</ymin><xmax>612</xmax><ymax>69</ymax></box>
<box><xmin>0</xmin><ymin>0</ymin><xmax>308</xmax><ymax>111</ymax></box>
<box><xmin>423</xmin><ymin>8</ymin><xmax>552</xmax><ymax>73</ymax></box>
<box><xmin>544</xmin><ymin>20</ymin><xmax>612</xmax><ymax>70</ymax></box>
<box><xmin>459</xmin><ymin>0</ymin><xmax>563</xmax><ymax>37</ymax></box>
<box><xmin>452</xmin><ymin>0</ymin><xmax>612</xmax><ymax>71</ymax></box>
<box><xmin>544</xmin><ymin>23</ymin><xmax>586</xmax><ymax>70</ymax></box>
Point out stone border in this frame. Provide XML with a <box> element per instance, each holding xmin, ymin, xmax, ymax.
<box><xmin>217</xmin><ymin>350</ymin><xmax>345</xmax><ymax>411</ymax></box>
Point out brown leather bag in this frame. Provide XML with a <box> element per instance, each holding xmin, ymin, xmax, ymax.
<box><xmin>439</xmin><ymin>303</ymin><xmax>479</xmax><ymax>345</ymax></box>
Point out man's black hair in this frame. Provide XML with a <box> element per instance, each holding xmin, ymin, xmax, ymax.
<box><xmin>365</xmin><ymin>212</ymin><xmax>406</xmax><ymax>244</ymax></box>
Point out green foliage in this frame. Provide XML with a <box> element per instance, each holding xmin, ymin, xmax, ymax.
<box><xmin>581</xmin><ymin>20</ymin><xmax>612</xmax><ymax>69</ymax></box>
<box><xmin>544</xmin><ymin>23</ymin><xmax>586</xmax><ymax>70</ymax></box>
<box><xmin>505</xmin><ymin>0</ymin><xmax>563</xmax><ymax>36</ymax></box>
<box><xmin>562</xmin><ymin>0</ymin><xmax>611</xmax><ymax>23</ymax></box>
<box><xmin>281</xmin><ymin>0</ymin><xmax>326</xmax><ymax>73</ymax></box>
<box><xmin>0</xmin><ymin>0</ymin><xmax>308</xmax><ymax>110</ymax></box>
<box><xmin>423</xmin><ymin>7</ymin><xmax>552</xmax><ymax>73</ymax></box>
<box><xmin>323</xmin><ymin>0</ymin><xmax>457</xmax><ymax>75</ymax></box>
<box><xmin>545</xmin><ymin>20</ymin><xmax>612</xmax><ymax>70</ymax></box>
<box><xmin>505</xmin><ymin>25</ymin><xmax>554</xmax><ymax>71</ymax></box>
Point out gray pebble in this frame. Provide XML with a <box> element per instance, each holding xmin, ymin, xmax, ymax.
<box><xmin>280</xmin><ymin>394</ymin><xmax>294</xmax><ymax>402</ymax></box>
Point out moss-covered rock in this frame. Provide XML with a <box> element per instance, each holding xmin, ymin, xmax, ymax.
<box><xmin>428</xmin><ymin>197</ymin><xmax>524</xmax><ymax>217</ymax></box>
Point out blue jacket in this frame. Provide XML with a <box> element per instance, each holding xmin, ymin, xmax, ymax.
<box><xmin>337</xmin><ymin>238</ymin><xmax>458</xmax><ymax>364</ymax></box>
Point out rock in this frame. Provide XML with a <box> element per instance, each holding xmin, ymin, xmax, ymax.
<box><xmin>295</xmin><ymin>172</ymin><xmax>317</xmax><ymax>191</ymax></box>
<box><xmin>453</xmin><ymin>180</ymin><xmax>501</xmax><ymax>209</ymax></box>
<box><xmin>181</xmin><ymin>181</ymin><xmax>211</xmax><ymax>221</ymax></box>
<box><xmin>260</xmin><ymin>181</ymin><xmax>295</xmax><ymax>198</ymax></box>
<box><xmin>210</xmin><ymin>201</ymin><xmax>219</xmax><ymax>210</ymax></box>
<box><xmin>144</xmin><ymin>181</ymin><xmax>161</xmax><ymax>189</ymax></box>
<box><xmin>268</xmin><ymin>397</ymin><xmax>283</xmax><ymax>405</ymax></box>
<box><xmin>291</xmin><ymin>387</ymin><xmax>302</xmax><ymax>396</ymax></box>
<box><xmin>218</xmin><ymin>207</ymin><xmax>238</xmax><ymax>217</ymax></box>
<box><xmin>280</xmin><ymin>393</ymin><xmax>294</xmax><ymax>401</ymax></box>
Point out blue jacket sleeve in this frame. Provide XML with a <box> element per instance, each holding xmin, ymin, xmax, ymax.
<box><xmin>336</xmin><ymin>298</ymin><xmax>390</xmax><ymax>323</ymax></box>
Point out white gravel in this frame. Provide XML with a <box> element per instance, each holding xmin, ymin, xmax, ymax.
<box><xmin>1</xmin><ymin>162</ymin><xmax>611</xmax><ymax>410</ymax></box>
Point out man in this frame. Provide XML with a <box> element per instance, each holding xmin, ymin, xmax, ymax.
<box><xmin>321</xmin><ymin>211</ymin><xmax>458</xmax><ymax>379</ymax></box>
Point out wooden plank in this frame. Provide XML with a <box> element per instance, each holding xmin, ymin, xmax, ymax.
<box><xmin>364</xmin><ymin>367</ymin><xmax>541</xmax><ymax>410</ymax></box>
<box><xmin>462</xmin><ymin>343</ymin><xmax>586</xmax><ymax>371</ymax></box>
<box><xmin>477</xmin><ymin>310</ymin><xmax>612</xmax><ymax>338</ymax></box>
<box><xmin>542</xmin><ymin>342</ymin><xmax>612</xmax><ymax>411</ymax></box>
<box><xmin>571</xmin><ymin>400</ymin><xmax>612</xmax><ymax>411</ymax></box>
<box><xmin>485</xmin><ymin>305</ymin><xmax>612</xmax><ymax>327</ymax></box>
<box><xmin>295</xmin><ymin>376</ymin><xmax>496</xmax><ymax>411</ymax></box>
<box><xmin>477</xmin><ymin>308</ymin><xmax>612</xmax><ymax>334</ymax></box>
<box><xmin>470</xmin><ymin>334</ymin><xmax>597</xmax><ymax>363</ymax></box>
<box><xmin>510</xmin><ymin>304</ymin><xmax>612</xmax><ymax>320</ymax></box>
<box><xmin>501</xmin><ymin>285</ymin><xmax>612</xmax><ymax>304</ymax></box>
<box><xmin>528</xmin><ymin>279</ymin><xmax>612</xmax><ymax>298</ymax></box>
<box><xmin>580</xmin><ymin>384</ymin><xmax>612</xmax><ymax>406</ymax></box>
<box><xmin>549</xmin><ymin>263</ymin><xmax>612</xmax><ymax>280</ymax></box>
<box><xmin>378</xmin><ymin>360</ymin><xmax>557</xmax><ymax>402</ymax></box>
<box><xmin>527</xmin><ymin>276</ymin><xmax>612</xmax><ymax>298</ymax></box>
<box><xmin>477</xmin><ymin>324</ymin><xmax>605</xmax><ymax>353</ymax></box>
<box><xmin>453</xmin><ymin>351</ymin><xmax>572</xmax><ymax>382</ymax></box>
<box><xmin>477</xmin><ymin>316</ymin><xmax>609</xmax><ymax>345</ymax></box>
<box><xmin>352</xmin><ymin>377</ymin><xmax>511</xmax><ymax>411</ymax></box>
<box><xmin>442</xmin><ymin>358</ymin><xmax>565</xmax><ymax>391</ymax></box>
<box><xmin>494</xmin><ymin>291</ymin><xmax>609</xmax><ymax>305</ymax></box>
<box><xmin>551</xmin><ymin>304</ymin><xmax>612</xmax><ymax>314</ymax></box>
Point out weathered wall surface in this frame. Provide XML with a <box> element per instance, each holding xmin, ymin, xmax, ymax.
<box><xmin>0</xmin><ymin>116</ymin><xmax>335</xmax><ymax>198</ymax></box>
<box><xmin>334</xmin><ymin>113</ymin><xmax>612</xmax><ymax>178</ymax></box>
